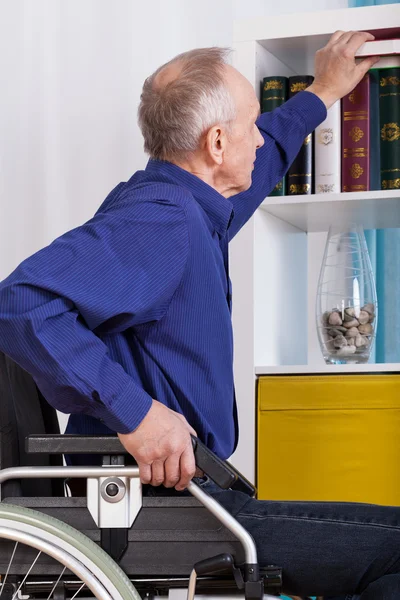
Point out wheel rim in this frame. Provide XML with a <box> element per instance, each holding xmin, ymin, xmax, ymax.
<box><xmin>0</xmin><ymin>525</ymin><xmax>112</xmax><ymax>599</ymax></box>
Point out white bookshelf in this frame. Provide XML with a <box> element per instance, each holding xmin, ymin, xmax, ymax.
<box><xmin>230</xmin><ymin>4</ymin><xmax>400</xmax><ymax>481</ymax></box>
<box><xmin>255</xmin><ymin>363</ymin><xmax>400</xmax><ymax>376</ymax></box>
<box><xmin>260</xmin><ymin>190</ymin><xmax>400</xmax><ymax>232</ymax></box>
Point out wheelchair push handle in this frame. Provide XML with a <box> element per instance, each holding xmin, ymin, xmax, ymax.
<box><xmin>190</xmin><ymin>435</ymin><xmax>255</xmax><ymax>497</ymax></box>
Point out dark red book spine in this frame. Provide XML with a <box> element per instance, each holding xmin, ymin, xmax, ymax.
<box><xmin>341</xmin><ymin>74</ymin><xmax>370</xmax><ymax>192</ymax></box>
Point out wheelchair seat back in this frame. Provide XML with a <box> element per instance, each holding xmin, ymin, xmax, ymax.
<box><xmin>0</xmin><ymin>351</ymin><xmax>63</xmax><ymax>498</ymax></box>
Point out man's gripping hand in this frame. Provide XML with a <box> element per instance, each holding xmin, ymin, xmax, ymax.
<box><xmin>306</xmin><ymin>31</ymin><xmax>381</xmax><ymax>109</ymax></box>
<box><xmin>118</xmin><ymin>400</ymin><xmax>197</xmax><ymax>491</ymax></box>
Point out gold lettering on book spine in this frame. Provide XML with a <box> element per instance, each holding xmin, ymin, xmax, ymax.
<box><xmin>273</xmin><ymin>181</ymin><xmax>283</xmax><ymax>192</ymax></box>
<box><xmin>289</xmin><ymin>184</ymin><xmax>310</xmax><ymax>194</ymax></box>
<box><xmin>343</xmin><ymin>184</ymin><xmax>367</xmax><ymax>191</ymax></box>
<box><xmin>382</xmin><ymin>179</ymin><xmax>400</xmax><ymax>190</ymax></box>
<box><xmin>349</xmin><ymin>89</ymin><xmax>359</xmax><ymax>104</ymax></box>
<box><xmin>380</xmin><ymin>75</ymin><xmax>400</xmax><ymax>87</ymax></box>
<box><xmin>264</xmin><ymin>80</ymin><xmax>284</xmax><ymax>91</ymax></box>
<box><xmin>349</xmin><ymin>126</ymin><xmax>364</xmax><ymax>142</ymax></box>
<box><xmin>381</xmin><ymin>123</ymin><xmax>400</xmax><ymax>142</ymax></box>
<box><xmin>350</xmin><ymin>163</ymin><xmax>364</xmax><ymax>179</ymax></box>
<box><xmin>290</xmin><ymin>82</ymin><xmax>308</xmax><ymax>93</ymax></box>
<box><xmin>343</xmin><ymin>147</ymin><xmax>368</xmax><ymax>158</ymax></box>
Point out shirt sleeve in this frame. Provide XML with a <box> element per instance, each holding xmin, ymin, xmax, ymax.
<box><xmin>228</xmin><ymin>91</ymin><xmax>327</xmax><ymax>240</ymax></box>
<box><xmin>0</xmin><ymin>197</ymin><xmax>189</xmax><ymax>434</ymax></box>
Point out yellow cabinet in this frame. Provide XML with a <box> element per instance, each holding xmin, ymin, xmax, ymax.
<box><xmin>257</xmin><ymin>374</ymin><xmax>400</xmax><ymax>505</ymax></box>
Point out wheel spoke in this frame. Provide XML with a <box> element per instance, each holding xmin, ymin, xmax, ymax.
<box><xmin>11</xmin><ymin>551</ymin><xmax>41</xmax><ymax>600</ymax></box>
<box><xmin>46</xmin><ymin>565</ymin><xmax>67</xmax><ymax>600</ymax></box>
<box><xmin>0</xmin><ymin>541</ymin><xmax>18</xmax><ymax>598</ymax></box>
<box><xmin>71</xmin><ymin>581</ymin><xmax>86</xmax><ymax>599</ymax></box>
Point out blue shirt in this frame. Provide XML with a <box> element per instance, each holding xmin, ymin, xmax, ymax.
<box><xmin>0</xmin><ymin>91</ymin><xmax>326</xmax><ymax>460</ymax></box>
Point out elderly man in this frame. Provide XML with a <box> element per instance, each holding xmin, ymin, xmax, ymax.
<box><xmin>0</xmin><ymin>31</ymin><xmax>399</xmax><ymax>598</ymax></box>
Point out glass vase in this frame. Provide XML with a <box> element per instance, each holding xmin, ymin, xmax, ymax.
<box><xmin>316</xmin><ymin>224</ymin><xmax>378</xmax><ymax>365</ymax></box>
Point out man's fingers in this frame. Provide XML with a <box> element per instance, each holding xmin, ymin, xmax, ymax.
<box><xmin>333</xmin><ymin>30</ymin><xmax>355</xmax><ymax>46</ymax></box>
<box><xmin>175</xmin><ymin>445</ymin><xmax>196</xmax><ymax>491</ymax></box>
<box><xmin>328</xmin><ymin>30</ymin><xmax>345</xmax><ymax>45</ymax></box>
<box><xmin>164</xmin><ymin>453</ymin><xmax>181</xmax><ymax>488</ymax></box>
<box><xmin>139</xmin><ymin>463</ymin><xmax>152</xmax><ymax>485</ymax></box>
<box><xmin>150</xmin><ymin>459</ymin><xmax>165</xmax><ymax>487</ymax></box>
<box><xmin>356</xmin><ymin>55</ymin><xmax>381</xmax><ymax>77</ymax></box>
<box><xmin>346</xmin><ymin>31</ymin><xmax>376</xmax><ymax>54</ymax></box>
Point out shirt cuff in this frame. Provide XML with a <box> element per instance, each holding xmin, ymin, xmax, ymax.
<box><xmin>285</xmin><ymin>90</ymin><xmax>328</xmax><ymax>133</ymax></box>
<box><xmin>93</xmin><ymin>380</ymin><xmax>153</xmax><ymax>434</ymax></box>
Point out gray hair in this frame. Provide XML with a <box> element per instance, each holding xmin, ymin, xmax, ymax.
<box><xmin>138</xmin><ymin>47</ymin><xmax>235</xmax><ymax>162</ymax></box>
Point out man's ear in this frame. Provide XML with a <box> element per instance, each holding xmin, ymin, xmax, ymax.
<box><xmin>205</xmin><ymin>125</ymin><xmax>227</xmax><ymax>166</ymax></box>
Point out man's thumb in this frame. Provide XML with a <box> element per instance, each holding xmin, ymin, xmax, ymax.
<box><xmin>356</xmin><ymin>55</ymin><xmax>380</xmax><ymax>78</ymax></box>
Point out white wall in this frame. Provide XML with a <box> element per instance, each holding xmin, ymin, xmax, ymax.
<box><xmin>0</xmin><ymin>0</ymin><xmax>232</xmax><ymax>280</ymax></box>
<box><xmin>233</xmin><ymin>0</ymin><xmax>348</xmax><ymax>18</ymax></box>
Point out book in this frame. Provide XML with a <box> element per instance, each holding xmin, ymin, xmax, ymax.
<box><xmin>369</xmin><ymin>70</ymin><xmax>381</xmax><ymax>191</ymax></box>
<box><xmin>286</xmin><ymin>75</ymin><xmax>314</xmax><ymax>195</ymax></box>
<box><xmin>315</xmin><ymin>100</ymin><xmax>341</xmax><ymax>194</ymax></box>
<box><xmin>262</xmin><ymin>76</ymin><xmax>288</xmax><ymax>196</ymax></box>
<box><xmin>357</xmin><ymin>55</ymin><xmax>400</xmax><ymax>70</ymax></box>
<box><xmin>341</xmin><ymin>74</ymin><xmax>370</xmax><ymax>193</ymax></box>
<box><xmin>356</xmin><ymin>39</ymin><xmax>400</xmax><ymax>58</ymax></box>
<box><xmin>379</xmin><ymin>67</ymin><xmax>400</xmax><ymax>190</ymax></box>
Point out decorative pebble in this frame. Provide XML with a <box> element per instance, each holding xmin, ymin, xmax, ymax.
<box><xmin>345</xmin><ymin>327</ymin><xmax>359</xmax><ymax>338</ymax></box>
<box><xmin>355</xmin><ymin>335</ymin><xmax>367</xmax><ymax>348</ymax></box>
<box><xmin>358</xmin><ymin>310</ymin><xmax>370</xmax><ymax>325</ymax></box>
<box><xmin>322</xmin><ymin>311</ymin><xmax>331</xmax><ymax>326</ymax></box>
<box><xmin>333</xmin><ymin>334</ymin><xmax>347</xmax><ymax>349</ymax></box>
<box><xmin>328</xmin><ymin>326</ymin><xmax>347</xmax><ymax>337</ymax></box>
<box><xmin>362</xmin><ymin>303</ymin><xmax>375</xmax><ymax>316</ymax></box>
<box><xmin>343</xmin><ymin>318</ymin><xmax>359</xmax><ymax>329</ymax></box>
<box><xmin>336</xmin><ymin>345</ymin><xmax>356</xmax><ymax>356</ymax></box>
<box><xmin>343</xmin><ymin>307</ymin><xmax>356</xmax><ymax>321</ymax></box>
<box><xmin>358</xmin><ymin>323</ymin><xmax>373</xmax><ymax>335</ymax></box>
<box><xmin>328</xmin><ymin>311</ymin><xmax>342</xmax><ymax>326</ymax></box>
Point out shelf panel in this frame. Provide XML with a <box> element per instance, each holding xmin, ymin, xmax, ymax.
<box><xmin>234</xmin><ymin>4</ymin><xmax>400</xmax><ymax>44</ymax></box>
<box><xmin>259</xmin><ymin>190</ymin><xmax>400</xmax><ymax>232</ymax></box>
<box><xmin>256</xmin><ymin>363</ymin><xmax>400</xmax><ymax>375</ymax></box>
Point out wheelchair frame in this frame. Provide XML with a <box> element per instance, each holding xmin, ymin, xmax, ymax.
<box><xmin>0</xmin><ymin>434</ymin><xmax>285</xmax><ymax>600</ymax></box>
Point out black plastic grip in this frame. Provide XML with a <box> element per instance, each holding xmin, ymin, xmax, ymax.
<box><xmin>191</xmin><ymin>435</ymin><xmax>255</xmax><ymax>497</ymax></box>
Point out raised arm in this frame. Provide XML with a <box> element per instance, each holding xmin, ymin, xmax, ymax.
<box><xmin>228</xmin><ymin>30</ymin><xmax>380</xmax><ymax>240</ymax></box>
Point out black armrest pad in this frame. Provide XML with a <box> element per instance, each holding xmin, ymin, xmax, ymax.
<box><xmin>191</xmin><ymin>436</ymin><xmax>255</xmax><ymax>497</ymax></box>
<box><xmin>26</xmin><ymin>435</ymin><xmax>127</xmax><ymax>455</ymax></box>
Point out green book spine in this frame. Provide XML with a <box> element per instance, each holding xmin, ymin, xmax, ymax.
<box><xmin>379</xmin><ymin>67</ymin><xmax>400</xmax><ymax>190</ymax></box>
<box><xmin>262</xmin><ymin>76</ymin><xmax>288</xmax><ymax>196</ymax></box>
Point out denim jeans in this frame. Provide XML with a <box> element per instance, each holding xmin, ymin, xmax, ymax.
<box><xmin>145</xmin><ymin>479</ymin><xmax>400</xmax><ymax>599</ymax></box>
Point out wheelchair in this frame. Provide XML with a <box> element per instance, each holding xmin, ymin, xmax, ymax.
<box><xmin>0</xmin><ymin>351</ymin><xmax>313</xmax><ymax>600</ymax></box>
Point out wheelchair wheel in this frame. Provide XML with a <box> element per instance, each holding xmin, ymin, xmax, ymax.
<box><xmin>0</xmin><ymin>503</ymin><xmax>141</xmax><ymax>599</ymax></box>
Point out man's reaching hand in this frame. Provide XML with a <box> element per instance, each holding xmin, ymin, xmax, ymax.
<box><xmin>306</xmin><ymin>30</ymin><xmax>380</xmax><ymax>109</ymax></box>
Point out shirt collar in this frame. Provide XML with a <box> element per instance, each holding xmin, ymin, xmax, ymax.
<box><xmin>145</xmin><ymin>159</ymin><xmax>234</xmax><ymax>237</ymax></box>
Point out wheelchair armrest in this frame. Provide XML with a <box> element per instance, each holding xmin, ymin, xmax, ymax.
<box><xmin>26</xmin><ymin>434</ymin><xmax>256</xmax><ymax>496</ymax></box>
<box><xmin>26</xmin><ymin>434</ymin><xmax>126</xmax><ymax>455</ymax></box>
